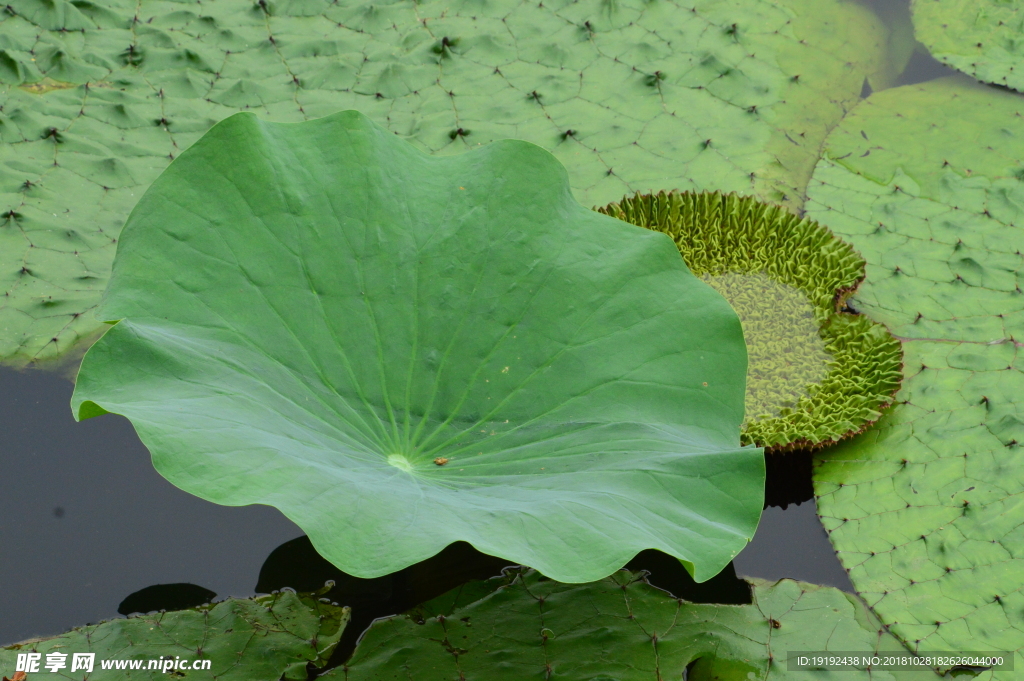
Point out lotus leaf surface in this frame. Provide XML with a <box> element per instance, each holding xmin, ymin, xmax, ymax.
<box><xmin>0</xmin><ymin>0</ymin><xmax>897</xmax><ymax>366</ymax></box>
<box><xmin>599</xmin><ymin>191</ymin><xmax>903</xmax><ymax>451</ymax></box>
<box><xmin>912</xmin><ymin>0</ymin><xmax>1024</xmax><ymax>92</ymax></box>
<box><xmin>806</xmin><ymin>76</ymin><xmax>1024</xmax><ymax>677</ymax></box>
<box><xmin>0</xmin><ymin>591</ymin><xmax>347</xmax><ymax>680</ymax></box>
<box><xmin>333</xmin><ymin>567</ymin><xmax>938</xmax><ymax>680</ymax></box>
<box><xmin>71</xmin><ymin>110</ymin><xmax>763</xmax><ymax>583</ymax></box>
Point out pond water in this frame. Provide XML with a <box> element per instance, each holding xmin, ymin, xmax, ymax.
<box><xmin>1</xmin><ymin>365</ymin><xmax>849</xmax><ymax>652</ymax></box>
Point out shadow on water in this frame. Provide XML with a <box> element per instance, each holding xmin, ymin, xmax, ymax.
<box><xmin>735</xmin><ymin>448</ymin><xmax>855</xmax><ymax>593</ymax></box>
<box><xmin>256</xmin><ymin>538</ymin><xmax>510</xmax><ymax>665</ymax></box>
<box><xmin>626</xmin><ymin>550</ymin><xmax>751</xmax><ymax>605</ymax></box>
<box><xmin>764</xmin><ymin>449</ymin><xmax>814</xmax><ymax>510</ymax></box>
<box><xmin>118</xmin><ymin>583</ymin><xmax>218</xmax><ymax>616</ymax></box>
<box><xmin>256</xmin><ymin>537</ymin><xmax>753</xmax><ymax>667</ymax></box>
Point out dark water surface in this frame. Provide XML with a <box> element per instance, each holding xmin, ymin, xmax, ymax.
<box><xmin>1</xmin><ymin>365</ymin><xmax>850</xmax><ymax>649</ymax></box>
<box><xmin>0</xmin><ymin>367</ymin><xmax>302</xmax><ymax>645</ymax></box>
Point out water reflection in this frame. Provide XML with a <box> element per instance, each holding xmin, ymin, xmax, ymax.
<box><xmin>894</xmin><ymin>50</ymin><xmax>963</xmax><ymax>88</ymax></box>
<box><xmin>740</xmin><ymin>450</ymin><xmax>854</xmax><ymax>592</ymax></box>
<box><xmin>734</xmin><ymin>501</ymin><xmax>855</xmax><ymax>593</ymax></box>
<box><xmin>118</xmin><ymin>583</ymin><xmax>217</xmax><ymax>616</ymax></box>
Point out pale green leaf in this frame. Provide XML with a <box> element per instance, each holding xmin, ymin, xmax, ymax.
<box><xmin>0</xmin><ymin>0</ymin><xmax>896</xmax><ymax>365</ymax></box>
<box><xmin>806</xmin><ymin>75</ymin><xmax>1024</xmax><ymax>677</ymax></box>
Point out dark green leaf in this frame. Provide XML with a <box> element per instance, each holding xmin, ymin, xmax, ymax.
<box><xmin>0</xmin><ymin>591</ymin><xmax>347</xmax><ymax>680</ymax></box>
<box><xmin>333</xmin><ymin>568</ymin><xmax>939</xmax><ymax>680</ymax></box>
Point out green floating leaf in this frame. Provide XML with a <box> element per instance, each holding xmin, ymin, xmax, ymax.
<box><xmin>599</xmin><ymin>191</ymin><xmax>903</xmax><ymax>451</ymax></box>
<box><xmin>71</xmin><ymin>110</ymin><xmax>763</xmax><ymax>584</ymax></box>
<box><xmin>912</xmin><ymin>0</ymin><xmax>1024</xmax><ymax>92</ymax></box>
<box><xmin>806</xmin><ymin>76</ymin><xmax>1024</xmax><ymax>677</ymax></box>
<box><xmin>0</xmin><ymin>0</ymin><xmax>896</xmax><ymax>366</ymax></box>
<box><xmin>332</xmin><ymin>568</ymin><xmax>937</xmax><ymax>680</ymax></box>
<box><xmin>0</xmin><ymin>591</ymin><xmax>347</xmax><ymax>680</ymax></box>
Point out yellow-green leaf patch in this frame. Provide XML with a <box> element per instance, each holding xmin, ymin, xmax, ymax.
<box><xmin>912</xmin><ymin>0</ymin><xmax>1024</xmax><ymax>92</ymax></box>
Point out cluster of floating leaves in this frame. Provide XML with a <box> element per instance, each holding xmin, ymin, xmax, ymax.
<box><xmin>334</xmin><ymin>568</ymin><xmax>939</xmax><ymax>680</ymax></box>
<box><xmin>0</xmin><ymin>0</ymin><xmax>896</xmax><ymax>366</ymax></box>
<box><xmin>5</xmin><ymin>0</ymin><xmax>1024</xmax><ymax>674</ymax></box>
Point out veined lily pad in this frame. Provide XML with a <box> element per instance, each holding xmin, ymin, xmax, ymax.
<box><xmin>598</xmin><ymin>191</ymin><xmax>903</xmax><ymax>451</ymax></box>
<box><xmin>0</xmin><ymin>0</ymin><xmax>897</xmax><ymax>367</ymax></box>
<box><xmin>912</xmin><ymin>0</ymin><xmax>1024</xmax><ymax>92</ymax></box>
<box><xmin>333</xmin><ymin>567</ymin><xmax>939</xmax><ymax>680</ymax></box>
<box><xmin>71</xmin><ymin>110</ymin><xmax>763</xmax><ymax>584</ymax></box>
<box><xmin>0</xmin><ymin>591</ymin><xmax>347</xmax><ymax>680</ymax></box>
<box><xmin>806</xmin><ymin>76</ymin><xmax>1024</xmax><ymax>676</ymax></box>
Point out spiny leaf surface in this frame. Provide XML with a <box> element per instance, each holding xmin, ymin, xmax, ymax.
<box><xmin>912</xmin><ymin>0</ymin><xmax>1024</xmax><ymax>92</ymax></box>
<box><xmin>0</xmin><ymin>591</ymin><xmax>347</xmax><ymax>680</ymax></box>
<box><xmin>0</xmin><ymin>0</ymin><xmax>895</xmax><ymax>365</ymax></box>
<box><xmin>806</xmin><ymin>75</ymin><xmax>1024</xmax><ymax>677</ymax></box>
<box><xmin>599</xmin><ymin>191</ymin><xmax>902</xmax><ymax>451</ymax></box>
<box><xmin>333</xmin><ymin>568</ymin><xmax>938</xmax><ymax>680</ymax></box>
<box><xmin>71</xmin><ymin>110</ymin><xmax>763</xmax><ymax>584</ymax></box>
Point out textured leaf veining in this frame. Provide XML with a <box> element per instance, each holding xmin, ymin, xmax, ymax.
<box><xmin>806</xmin><ymin>76</ymin><xmax>1024</xmax><ymax>677</ymax></box>
<box><xmin>0</xmin><ymin>0</ymin><xmax>896</xmax><ymax>365</ymax></box>
<box><xmin>333</xmin><ymin>568</ymin><xmax>939</xmax><ymax>680</ymax></box>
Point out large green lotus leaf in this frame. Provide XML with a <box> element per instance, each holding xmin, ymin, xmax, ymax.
<box><xmin>912</xmin><ymin>0</ymin><xmax>1024</xmax><ymax>92</ymax></box>
<box><xmin>805</xmin><ymin>76</ymin><xmax>1024</xmax><ymax>676</ymax></box>
<box><xmin>333</xmin><ymin>568</ymin><xmax>938</xmax><ymax>680</ymax></box>
<box><xmin>0</xmin><ymin>591</ymin><xmax>347</xmax><ymax>680</ymax></box>
<box><xmin>70</xmin><ymin>110</ymin><xmax>763</xmax><ymax>584</ymax></box>
<box><xmin>0</xmin><ymin>0</ymin><xmax>897</xmax><ymax>366</ymax></box>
